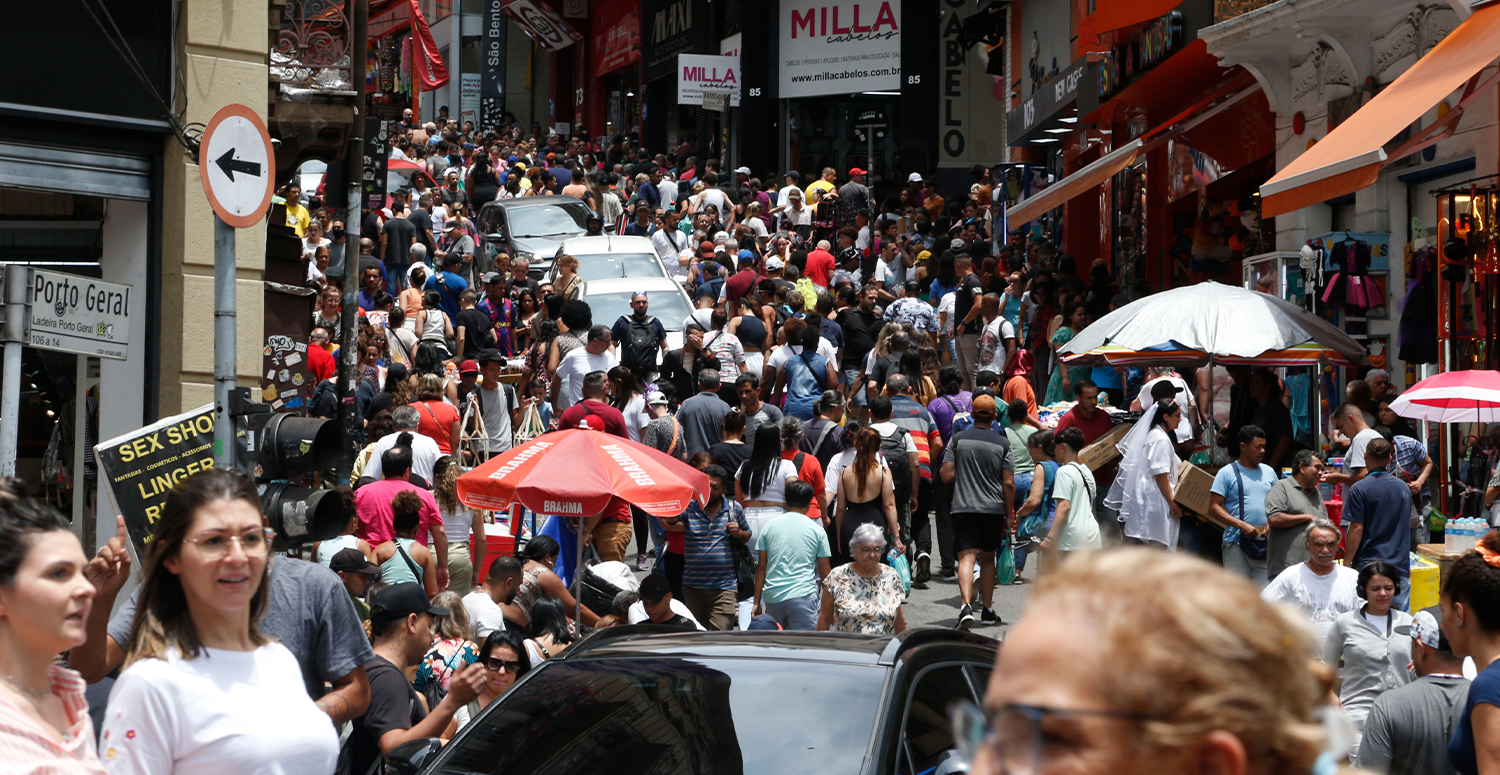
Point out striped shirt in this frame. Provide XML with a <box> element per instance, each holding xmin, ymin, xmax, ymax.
<box><xmin>682</xmin><ymin>497</ymin><xmax>744</xmax><ymax>590</ymax></box>
<box><xmin>0</xmin><ymin>666</ymin><xmax>104</xmax><ymax>774</ymax></box>
<box><xmin>888</xmin><ymin>395</ymin><xmax>940</xmax><ymax>480</ymax></box>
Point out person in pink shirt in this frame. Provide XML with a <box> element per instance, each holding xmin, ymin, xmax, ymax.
<box><xmin>354</xmin><ymin>439</ymin><xmax>449</xmax><ymax>588</ymax></box>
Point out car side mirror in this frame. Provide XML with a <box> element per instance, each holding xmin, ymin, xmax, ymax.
<box><xmin>384</xmin><ymin>738</ymin><xmax>444</xmax><ymax>775</ymax></box>
<box><xmin>484</xmin><ymin>232</ymin><xmax>504</xmax><ymax>242</ymax></box>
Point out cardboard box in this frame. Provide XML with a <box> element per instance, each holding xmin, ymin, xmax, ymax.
<box><xmin>1078</xmin><ymin>422</ymin><xmax>1132</xmax><ymax>472</ymax></box>
<box><xmin>1173</xmin><ymin>461</ymin><xmax>1217</xmax><ymax>517</ymax></box>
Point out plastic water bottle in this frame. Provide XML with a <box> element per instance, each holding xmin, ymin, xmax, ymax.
<box><xmin>1462</xmin><ymin>518</ymin><xmax>1478</xmax><ymax>553</ymax></box>
<box><xmin>1446</xmin><ymin>519</ymin><xmax>1456</xmax><ymax>553</ymax></box>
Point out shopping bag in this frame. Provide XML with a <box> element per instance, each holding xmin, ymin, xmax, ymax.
<box><xmin>513</xmin><ymin>403</ymin><xmax>546</xmax><ymax>446</ymax></box>
<box><xmin>996</xmin><ymin>538</ymin><xmax>1017</xmax><ymax>585</ymax></box>
<box><xmin>886</xmin><ymin>547</ymin><xmax>913</xmax><ymax>595</ymax></box>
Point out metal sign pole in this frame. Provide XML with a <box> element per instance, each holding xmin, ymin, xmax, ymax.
<box><xmin>0</xmin><ymin>265</ymin><xmax>31</xmax><ymax>478</ymax></box>
<box><xmin>214</xmin><ymin>215</ymin><xmax>238</xmax><ymax>469</ymax></box>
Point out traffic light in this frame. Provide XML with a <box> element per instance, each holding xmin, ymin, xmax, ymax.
<box><xmin>229</xmin><ymin>387</ymin><xmax>346</xmax><ymax>545</ymax></box>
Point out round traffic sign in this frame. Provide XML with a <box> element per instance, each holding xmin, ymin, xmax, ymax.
<box><xmin>199</xmin><ymin>104</ymin><xmax>275</xmax><ymax>229</ymax></box>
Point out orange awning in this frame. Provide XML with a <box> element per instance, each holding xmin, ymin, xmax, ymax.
<box><xmin>1007</xmin><ymin>140</ymin><xmax>1143</xmax><ymax>225</ymax></box>
<box><xmin>1260</xmin><ymin>2</ymin><xmax>1500</xmax><ymax>218</ymax></box>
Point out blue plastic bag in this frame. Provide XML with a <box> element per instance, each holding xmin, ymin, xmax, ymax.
<box><xmin>886</xmin><ymin>548</ymin><xmax>913</xmax><ymax>595</ymax></box>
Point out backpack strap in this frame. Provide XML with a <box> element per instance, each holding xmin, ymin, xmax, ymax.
<box><xmin>814</xmin><ymin>420</ymin><xmax>839</xmax><ymax>457</ymax></box>
<box><xmin>394</xmin><ymin>539</ymin><xmax>425</xmax><ymax>582</ymax></box>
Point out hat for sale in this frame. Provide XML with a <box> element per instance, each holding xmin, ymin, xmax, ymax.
<box><xmin>972</xmin><ymin>393</ymin><xmax>998</xmax><ymax>419</ymax></box>
<box><xmin>370</xmin><ymin>582</ymin><xmax>448</xmax><ymax>622</ymax></box>
<box><xmin>329</xmin><ymin>548</ymin><xmax>379</xmax><ymax>575</ymax></box>
<box><xmin>908</xmin><ymin>172</ymin><xmax>924</xmax><ymax>183</ymax></box>
<box><xmin>459</xmin><ymin>359</ymin><xmax>480</xmax><ymax>375</ymax></box>
<box><xmin>1397</xmin><ymin>607</ymin><xmax>1450</xmax><ymax>651</ymax></box>
<box><xmin>848</xmin><ymin>167</ymin><xmax>868</xmax><ymax>176</ymax></box>
<box><xmin>765</xmin><ymin>256</ymin><xmax>785</xmax><ymax>271</ymax></box>
<box><xmin>735</xmin><ymin>166</ymin><xmax>752</xmax><ymax>175</ymax></box>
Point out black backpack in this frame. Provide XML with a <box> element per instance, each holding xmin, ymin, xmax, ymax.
<box><xmin>619</xmin><ymin>315</ymin><xmax>660</xmax><ymax>376</ymax></box>
<box><xmin>879</xmin><ymin>426</ymin><xmax>914</xmax><ymax>501</ymax></box>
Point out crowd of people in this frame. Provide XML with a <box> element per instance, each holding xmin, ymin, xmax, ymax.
<box><xmin>2</xmin><ymin>118</ymin><xmax>1499</xmax><ymax>775</ymax></box>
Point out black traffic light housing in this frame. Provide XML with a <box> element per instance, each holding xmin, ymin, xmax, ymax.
<box><xmin>229</xmin><ymin>387</ymin><xmax>346</xmax><ymax>546</ymax></box>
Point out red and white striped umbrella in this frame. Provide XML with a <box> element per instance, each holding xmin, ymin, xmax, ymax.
<box><xmin>1389</xmin><ymin>370</ymin><xmax>1500</xmax><ymax>423</ymax></box>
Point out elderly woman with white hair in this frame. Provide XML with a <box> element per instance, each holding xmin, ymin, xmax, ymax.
<box><xmin>818</xmin><ymin>523</ymin><xmax>907</xmax><ymax>635</ymax></box>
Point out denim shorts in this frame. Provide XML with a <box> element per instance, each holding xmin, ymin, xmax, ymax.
<box><xmin>841</xmin><ymin>368</ymin><xmax>868</xmax><ymax>407</ymax></box>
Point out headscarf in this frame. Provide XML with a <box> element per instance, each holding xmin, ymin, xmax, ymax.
<box><xmin>1105</xmin><ymin>400</ymin><xmax>1180</xmax><ymax>550</ymax></box>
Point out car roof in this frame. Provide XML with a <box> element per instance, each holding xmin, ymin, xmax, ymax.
<box><xmin>560</xmin><ymin>235</ymin><xmax>656</xmax><ymax>254</ymax></box>
<box><xmin>580</xmin><ymin>276</ymin><xmax>685</xmax><ymax>295</ymax></box>
<box><xmin>482</xmin><ymin>195</ymin><xmax>590</xmax><ymax>210</ymax></box>
<box><xmin>557</xmin><ymin>626</ymin><xmax>998</xmax><ymax>667</ymax></box>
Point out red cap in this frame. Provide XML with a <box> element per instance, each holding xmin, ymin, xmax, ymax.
<box><xmin>848</xmin><ymin>167</ymin><xmax>868</xmax><ymax>176</ymax></box>
<box><xmin>459</xmin><ymin>360</ymin><xmax>480</xmax><ymax>375</ymax></box>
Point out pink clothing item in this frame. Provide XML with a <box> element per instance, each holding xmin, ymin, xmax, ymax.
<box><xmin>354</xmin><ymin>478</ymin><xmax>445</xmax><ymax>546</ymax></box>
<box><xmin>0</xmin><ymin>666</ymin><xmax>104</xmax><ymax>774</ymax></box>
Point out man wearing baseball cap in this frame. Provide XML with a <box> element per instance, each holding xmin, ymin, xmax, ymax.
<box><xmin>940</xmin><ymin>393</ymin><xmax>1014</xmax><ymax>630</ymax></box>
<box><xmin>351</xmin><ymin>583</ymin><xmax>487</xmax><ymax>775</ymax></box>
<box><xmin>839</xmin><ymin>167</ymin><xmax>871</xmax><ymax>212</ymax></box>
<box><xmin>328</xmin><ymin>548</ymin><xmax>381</xmax><ymax>621</ymax></box>
<box><xmin>721</xmin><ymin>249</ymin><xmax>763</xmax><ymax>316</ymax></box>
<box><xmin>778</xmin><ymin>170</ymin><xmax>802</xmax><ymax>209</ymax></box>
<box><xmin>1358</xmin><ymin>607</ymin><xmax>1470</xmax><ymax>774</ymax></box>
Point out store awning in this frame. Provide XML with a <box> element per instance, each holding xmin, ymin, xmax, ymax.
<box><xmin>1006</xmin><ymin>140</ymin><xmax>1143</xmax><ymax>225</ymax></box>
<box><xmin>1260</xmin><ymin>2</ymin><xmax>1500</xmax><ymax>218</ymax></box>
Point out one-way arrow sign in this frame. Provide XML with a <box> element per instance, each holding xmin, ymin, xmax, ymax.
<box><xmin>215</xmin><ymin>149</ymin><xmax>262</xmax><ymax>182</ymax></box>
<box><xmin>199</xmin><ymin>104</ymin><xmax>275</xmax><ymax>228</ymax></box>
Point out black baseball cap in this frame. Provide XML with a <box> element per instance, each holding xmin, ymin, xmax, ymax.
<box><xmin>640</xmin><ymin>573</ymin><xmax>672</xmax><ymax>603</ymax></box>
<box><xmin>1150</xmin><ymin>380</ymin><xmax>1184</xmax><ymax>401</ymax></box>
<box><xmin>370</xmin><ymin>582</ymin><xmax>448</xmax><ymax>622</ymax></box>
<box><xmin>329</xmin><ymin>547</ymin><xmax>379</xmax><ymax>575</ymax></box>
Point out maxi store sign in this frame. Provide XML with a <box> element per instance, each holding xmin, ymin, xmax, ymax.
<box><xmin>642</xmin><ymin>0</ymin><xmax>709</xmax><ymax>83</ymax></box>
<box><xmin>779</xmin><ymin>0</ymin><xmax>902</xmax><ymax>99</ymax></box>
<box><xmin>1091</xmin><ymin>11</ymin><xmax>1183</xmax><ymax>104</ymax></box>
<box><xmin>678</xmin><ymin>54</ymin><xmax>741</xmax><ymax>107</ymax></box>
<box><xmin>23</xmin><ymin>270</ymin><xmax>133</xmax><ymax>360</ymax></box>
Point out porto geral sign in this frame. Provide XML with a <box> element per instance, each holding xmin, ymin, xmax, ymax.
<box><xmin>26</xmin><ymin>270</ymin><xmax>133</xmax><ymax>361</ymax></box>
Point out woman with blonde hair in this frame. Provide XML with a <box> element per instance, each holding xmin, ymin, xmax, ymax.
<box><xmin>101</xmin><ymin>468</ymin><xmax>338</xmax><ymax>774</ymax></box>
<box><xmin>553</xmin><ymin>254</ymin><xmax>583</xmax><ymax>301</ymax></box>
<box><xmin>434</xmin><ymin>462</ymin><xmax>486</xmax><ymax>594</ymax></box>
<box><xmin>414</xmin><ymin>590</ymin><xmax>479</xmax><ymax>697</ymax></box>
<box><xmin>953</xmin><ymin>547</ymin><xmax>1354</xmax><ymax>775</ymax></box>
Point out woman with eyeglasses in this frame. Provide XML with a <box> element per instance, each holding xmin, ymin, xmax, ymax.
<box><xmin>953</xmin><ymin>547</ymin><xmax>1356</xmax><ymax>775</ymax></box>
<box><xmin>817</xmin><ymin>523</ymin><xmax>906</xmax><ymax>635</ymax></box>
<box><xmin>100</xmin><ymin>468</ymin><xmax>339</xmax><ymax>774</ymax></box>
<box><xmin>450</xmin><ymin>630</ymin><xmax>532</xmax><ymax>734</ymax></box>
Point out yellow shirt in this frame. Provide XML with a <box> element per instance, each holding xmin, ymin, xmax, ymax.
<box><xmin>805</xmin><ymin>179</ymin><xmax>836</xmax><ymax>201</ymax></box>
<box><xmin>285</xmin><ymin>203</ymin><xmax>311</xmax><ymax>237</ymax></box>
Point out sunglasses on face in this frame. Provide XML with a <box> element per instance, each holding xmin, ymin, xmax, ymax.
<box><xmin>484</xmin><ymin>658</ymin><xmax>522</xmax><ymax>673</ymax></box>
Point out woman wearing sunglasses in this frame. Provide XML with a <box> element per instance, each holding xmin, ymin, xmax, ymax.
<box><xmin>952</xmin><ymin>547</ymin><xmax>1355</xmax><ymax>775</ymax></box>
<box><xmin>100</xmin><ymin>468</ymin><xmax>340</xmax><ymax>774</ymax></box>
<box><xmin>451</xmin><ymin>630</ymin><xmax>532</xmax><ymax>733</ymax></box>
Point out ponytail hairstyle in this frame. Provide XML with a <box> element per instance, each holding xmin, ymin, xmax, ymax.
<box><xmin>126</xmin><ymin>468</ymin><xmax>269</xmax><ymax>666</ymax></box>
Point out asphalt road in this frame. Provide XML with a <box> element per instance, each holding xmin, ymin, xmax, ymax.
<box><xmin>898</xmin><ymin>541</ymin><xmax>1034</xmax><ymax>636</ymax></box>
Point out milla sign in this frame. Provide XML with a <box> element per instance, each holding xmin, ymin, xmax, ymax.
<box><xmin>677</xmin><ymin>54</ymin><xmax>741</xmax><ymax>106</ymax></box>
<box><xmin>779</xmin><ymin>0</ymin><xmax>902</xmax><ymax>99</ymax></box>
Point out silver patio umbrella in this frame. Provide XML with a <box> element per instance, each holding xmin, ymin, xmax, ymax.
<box><xmin>1059</xmin><ymin>281</ymin><xmax>1369</xmax><ymax>366</ymax></box>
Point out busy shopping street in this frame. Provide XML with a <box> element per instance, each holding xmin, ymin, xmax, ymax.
<box><xmin>6</xmin><ymin>0</ymin><xmax>1500</xmax><ymax>773</ymax></box>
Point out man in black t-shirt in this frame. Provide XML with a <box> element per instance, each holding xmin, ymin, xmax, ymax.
<box><xmin>952</xmin><ymin>254</ymin><xmax>985</xmax><ymax>391</ymax></box>
<box><xmin>408</xmin><ymin>193</ymin><xmax>437</xmax><ymax>259</ymax></box>
<box><xmin>380</xmin><ymin>205</ymin><xmax>417</xmax><ymax>290</ymax></box>
<box><xmin>454</xmin><ymin>289</ymin><xmax>495</xmax><ymax>360</ymax></box>
<box><xmin>640</xmin><ymin>574</ymin><xmax>701</xmax><ymax>629</ymax></box>
<box><xmin>836</xmin><ymin>285</ymin><xmax>881</xmax><ymax>409</ymax></box>
<box><xmin>350</xmin><ymin>584</ymin><xmax>486</xmax><ymax>775</ymax></box>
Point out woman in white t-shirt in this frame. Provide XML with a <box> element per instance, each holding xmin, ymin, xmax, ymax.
<box><xmin>608</xmin><ymin>367</ymin><xmax>651</xmax><ymax>443</ymax></box>
<box><xmin>734</xmin><ymin>426</ymin><xmax>801</xmax><ymax>546</ymax></box>
<box><xmin>100</xmin><ymin>468</ymin><xmax>339</xmax><ymax>775</ymax></box>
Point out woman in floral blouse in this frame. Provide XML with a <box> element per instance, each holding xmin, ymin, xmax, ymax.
<box><xmin>818</xmin><ymin>523</ymin><xmax>906</xmax><ymax>635</ymax></box>
<box><xmin>413</xmin><ymin>591</ymin><xmax>479</xmax><ymax>695</ymax></box>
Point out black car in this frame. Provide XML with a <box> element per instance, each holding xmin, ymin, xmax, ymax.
<box><xmin>475</xmin><ymin>196</ymin><xmax>595</xmax><ymax>279</ymax></box>
<box><xmin>388</xmin><ymin>626</ymin><xmax>998</xmax><ymax>775</ymax></box>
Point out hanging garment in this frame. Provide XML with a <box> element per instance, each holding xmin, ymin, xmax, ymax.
<box><xmin>1398</xmin><ymin>246</ymin><xmax>1440</xmax><ymax>364</ymax></box>
<box><xmin>1322</xmin><ymin>240</ymin><xmax>1382</xmax><ymax>311</ymax></box>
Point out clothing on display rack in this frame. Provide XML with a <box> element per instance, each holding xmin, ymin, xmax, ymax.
<box><xmin>1321</xmin><ymin>236</ymin><xmax>1382</xmax><ymax>312</ymax></box>
<box><xmin>1398</xmin><ymin>246</ymin><xmax>1440</xmax><ymax>365</ymax></box>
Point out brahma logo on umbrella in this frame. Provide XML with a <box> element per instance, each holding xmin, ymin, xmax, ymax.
<box><xmin>487</xmin><ymin>440</ymin><xmax>554</xmax><ymax>480</ymax></box>
<box><xmin>600</xmin><ymin>444</ymin><xmax>657</xmax><ymax>486</ymax></box>
<box><xmin>543</xmin><ymin>500</ymin><xmax>584</xmax><ymax>514</ymax></box>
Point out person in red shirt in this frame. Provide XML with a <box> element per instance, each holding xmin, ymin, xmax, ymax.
<box><xmin>777</xmin><ymin>417</ymin><xmax>831</xmax><ymax>523</ymax></box>
<box><xmin>1002</xmin><ymin>351</ymin><xmax>1042</xmax><ymax>428</ymax></box>
<box><xmin>557</xmin><ymin>371</ymin><xmax>628</xmax><ymax>437</ymax></box>
<box><xmin>353</xmin><ymin>441</ymin><xmax>449</xmax><ymax>587</ymax></box>
<box><xmin>804</xmin><ymin>240</ymin><xmax>836</xmax><ymax>288</ymax></box>
<box><xmin>411</xmin><ymin>373</ymin><xmax>461</xmax><ymax>454</ymax></box>
<box><xmin>1053</xmin><ymin>380</ymin><xmax>1112</xmax><ymax>443</ymax></box>
<box><xmin>720</xmin><ymin>251</ymin><xmax>763</xmax><ymax>317</ymax></box>
<box><xmin>306</xmin><ymin>329</ymin><xmax>336</xmax><ymax>382</ymax></box>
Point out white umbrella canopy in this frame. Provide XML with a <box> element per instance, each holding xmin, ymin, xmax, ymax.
<box><xmin>1059</xmin><ymin>281</ymin><xmax>1369</xmax><ymax>366</ymax></box>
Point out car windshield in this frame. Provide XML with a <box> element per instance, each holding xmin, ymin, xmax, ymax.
<box><xmin>508</xmin><ymin>202</ymin><xmax>591</xmax><ymax>238</ymax></box>
<box><xmin>575</xmin><ymin>253</ymin><xmax>666</xmax><ymax>281</ymax></box>
<box><xmin>584</xmin><ymin>289</ymin><xmax>694</xmax><ymax>330</ymax></box>
<box><xmin>434</xmin><ymin>657</ymin><xmax>886</xmax><ymax>775</ymax></box>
